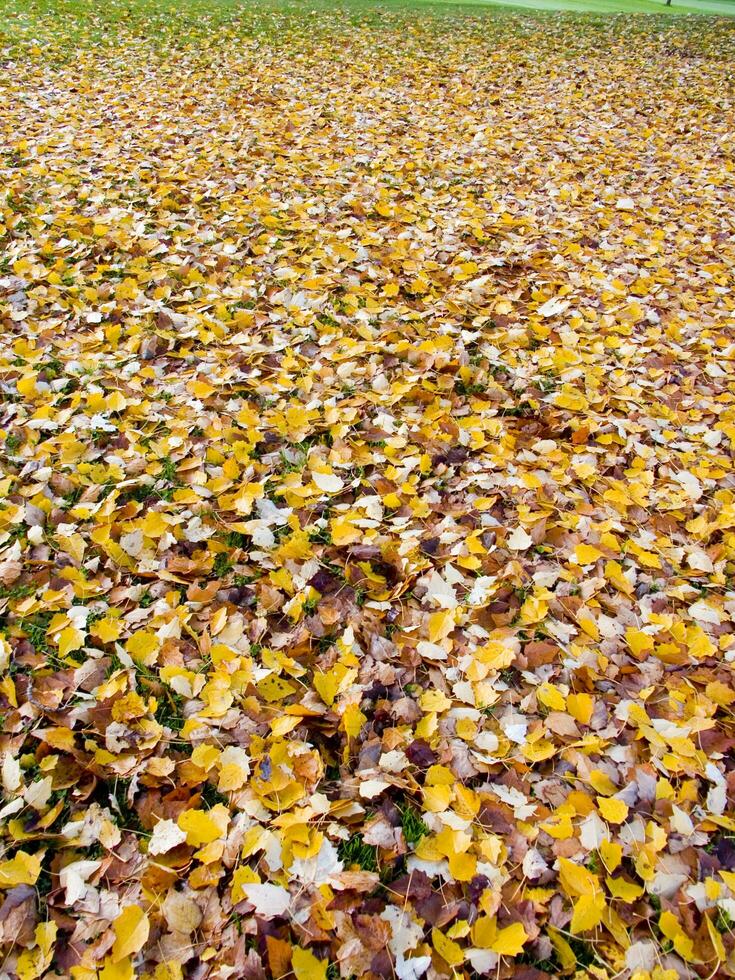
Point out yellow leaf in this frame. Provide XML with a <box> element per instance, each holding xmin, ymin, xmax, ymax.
<box><xmin>125</xmin><ymin>631</ymin><xmax>159</xmax><ymax>664</ymax></box>
<box><xmin>605</xmin><ymin>560</ymin><xmax>633</xmax><ymax>594</ymax></box>
<box><xmin>291</xmin><ymin>946</ymin><xmax>328</xmax><ymax>980</ymax></box>
<box><xmin>420</xmin><ymin>689</ymin><xmax>452</xmax><ymax>713</ymax></box>
<box><xmin>429</xmin><ymin>609</ymin><xmax>454</xmax><ymax>643</ymax></box>
<box><xmin>566</xmin><ymin>693</ymin><xmax>593</xmax><ymax>725</ymax></box>
<box><xmin>17</xmin><ymin>375</ymin><xmax>37</xmax><ymax>398</ymax></box>
<box><xmin>191</xmin><ymin>744</ymin><xmax>220</xmax><ymax>772</ymax></box>
<box><xmin>189</xmin><ymin>380</ymin><xmax>215</xmax><ymax>399</ymax></box>
<box><xmin>519</xmin><ymin>595</ymin><xmax>548</xmax><ymax>624</ymax></box>
<box><xmin>558</xmin><ymin>858</ymin><xmax>600</xmax><ymax>897</ymax></box>
<box><xmin>600</xmin><ymin>904</ymin><xmax>629</xmax><ymax>949</ymax></box>
<box><xmin>658</xmin><ymin>910</ymin><xmax>695</xmax><ymax>961</ymax></box>
<box><xmin>522</xmin><ymin>738</ymin><xmax>556</xmax><ymax>762</ymax></box>
<box><xmin>574</xmin><ymin>544</ymin><xmax>603</xmax><ymax>565</ymax></box>
<box><xmin>578</xmin><ymin>615</ymin><xmax>600</xmax><ymax>640</ymax></box>
<box><xmin>0</xmin><ymin>676</ymin><xmax>17</xmax><ymax>709</ymax></box>
<box><xmin>489</xmin><ymin>922</ymin><xmax>528</xmax><ymax>956</ymax></box>
<box><xmin>111</xmin><ymin>906</ymin><xmax>150</xmax><ymax>962</ymax></box>
<box><xmin>537</xmin><ymin>683</ymin><xmax>566</xmax><ymax>711</ymax></box>
<box><xmin>141</xmin><ymin>511</ymin><xmax>170</xmax><ymax>538</ymax></box>
<box><xmin>58</xmin><ymin>626</ymin><xmax>84</xmax><ymax>658</ymax></box>
<box><xmin>341</xmin><ymin>703</ymin><xmax>366</xmax><ymax>739</ymax></box>
<box><xmin>313</xmin><ymin>671</ymin><xmax>339</xmax><ymax>707</ymax></box>
<box><xmin>0</xmin><ymin>851</ymin><xmax>42</xmax><ymax>887</ymax></box>
<box><xmin>330</xmin><ymin>515</ymin><xmax>360</xmax><ymax>546</ymax></box>
<box><xmin>16</xmin><ymin>920</ymin><xmax>57</xmax><ymax>980</ymax></box>
<box><xmin>41</xmin><ymin>727</ymin><xmax>76</xmax><ymax>751</ymax></box>
<box><xmin>540</xmin><ymin>814</ymin><xmax>574</xmax><ymax>839</ymax></box>
<box><xmin>600</xmin><ymin>840</ymin><xmax>622</xmax><ymax>872</ymax></box>
<box><xmin>432</xmin><ymin>927</ymin><xmax>465</xmax><ymax>967</ymax></box>
<box><xmin>707</xmin><ymin>913</ymin><xmax>726</xmax><ymax>963</ymax></box>
<box><xmin>106</xmin><ymin>391</ymin><xmax>127</xmax><ymax>412</ymax></box>
<box><xmin>448</xmin><ymin>851</ymin><xmax>477</xmax><ymax>881</ymax></box>
<box><xmin>152</xmin><ymin>965</ymin><xmax>183</xmax><ymax>980</ymax></box>
<box><xmin>606</xmin><ymin>876</ymin><xmax>643</xmax><ymax>901</ymax></box>
<box><xmin>256</xmin><ymin>675</ymin><xmax>297</xmax><ymax>702</ymax></box>
<box><xmin>231</xmin><ymin>865</ymin><xmax>260</xmax><ymax>903</ymax></box>
<box><xmin>423</xmin><ymin>784</ymin><xmax>453</xmax><ymax>812</ymax></box>
<box><xmin>454</xmin><ymin>784</ymin><xmax>480</xmax><ymax>820</ymax></box>
<box><xmin>705</xmin><ymin>878</ymin><xmax>722</xmax><ymax>901</ymax></box>
<box><xmin>100</xmin><ymin>956</ymin><xmax>134</xmax><ymax>980</ymax></box>
<box><xmin>36</xmin><ymin>921</ymin><xmax>57</xmax><ymax>958</ymax></box>
<box><xmin>554</xmin><ymin>389</ymin><xmax>588</xmax><ymax>412</ymax></box>
<box><xmin>589</xmin><ymin>770</ymin><xmax>618</xmax><ymax>796</ymax></box>
<box><xmin>178</xmin><ymin>806</ymin><xmax>229</xmax><ymax>847</ymax></box>
<box><xmin>597</xmin><ymin>796</ymin><xmax>629</xmax><ymax>824</ymax></box>
<box><xmin>626</xmin><ymin>628</ymin><xmax>654</xmax><ymax>658</ymax></box>
<box><xmin>471</xmin><ymin>915</ymin><xmax>497</xmax><ymax>948</ymax></box>
<box><xmin>548</xmin><ymin>927</ymin><xmax>577</xmax><ymax>971</ymax></box>
<box><xmin>90</xmin><ymin>617</ymin><xmax>123</xmax><ymax>643</ymax></box>
<box><xmin>570</xmin><ymin>894</ymin><xmax>604</xmax><ymax>934</ymax></box>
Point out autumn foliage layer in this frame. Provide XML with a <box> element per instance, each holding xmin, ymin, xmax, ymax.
<box><xmin>1</xmin><ymin>4</ymin><xmax>735</xmax><ymax>979</ymax></box>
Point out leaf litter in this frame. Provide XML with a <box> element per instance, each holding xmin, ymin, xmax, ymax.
<box><xmin>1</xmin><ymin>3</ymin><xmax>735</xmax><ymax>978</ymax></box>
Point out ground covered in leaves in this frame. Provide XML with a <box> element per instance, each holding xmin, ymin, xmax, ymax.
<box><xmin>1</xmin><ymin>2</ymin><xmax>735</xmax><ymax>978</ymax></box>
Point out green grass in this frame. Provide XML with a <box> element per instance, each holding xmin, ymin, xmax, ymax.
<box><xmin>337</xmin><ymin>834</ymin><xmax>379</xmax><ymax>872</ymax></box>
<box><xmin>420</xmin><ymin>0</ymin><xmax>735</xmax><ymax>14</ymax></box>
<box><xmin>0</xmin><ymin>0</ymin><xmax>732</xmax><ymax>56</ymax></box>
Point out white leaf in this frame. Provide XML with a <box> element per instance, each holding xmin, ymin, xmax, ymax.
<box><xmin>381</xmin><ymin>906</ymin><xmax>423</xmax><ymax>956</ymax></box>
<box><xmin>673</xmin><ymin>470</ymin><xmax>702</xmax><ymax>500</ymax></box>
<box><xmin>507</xmin><ymin>527</ymin><xmax>533</xmax><ymax>550</ymax></box>
<box><xmin>649</xmin><ymin>870</ymin><xmax>688</xmax><ymax>899</ymax></box>
<box><xmin>615</xmin><ymin>197</ymin><xmax>635</xmax><ymax>211</ymax></box>
<box><xmin>149</xmin><ymin>818</ymin><xmax>187</xmax><ymax>855</ymax></box>
<box><xmin>688</xmin><ymin>600</ymin><xmax>721</xmax><ymax>625</ymax></box>
<box><xmin>312</xmin><ymin>471</ymin><xmax>344</xmax><ymax>493</ymax></box>
<box><xmin>420</xmin><ymin>570</ymin><xmax>458</xmax><ymax>609</ymax></box>
<box><xmin>466</xmin><ymin>575</ymin><xmax>497</xmax><ymax>607</ymax></box>
<box><xmin>59</xmin><ymin>859</ymin><xmax>101</xmax><ymax>905</ymax></box>
<box><xmin>239</xmin><ymin>883</ymin><xmax>291</xmax><ymax>918</ymax></box>
<box><xmin>67</xmin><ymin>605</ymin><xmax>89</xmax><ymax>628</ymax></box>
<box><xmin>537</xmin><ymin>297</ymin><xmax>570</xmax><ymax>318</ymax></box>
<box><xmin>625</xmin><ymin>942</ymin><xmax>656</xmax><ymax>973</ymax></box>
<box><xmin>395</xmin><ymin>954</ymin><xmax>431</xmax><ymax>980</ymax></box>
<box><xmin>501</xmin><ymin>707</ymin><xmax>528</xmax><ymax>744</ymax></box>
<box><xmin>687</xmin><ymin>549</ymin><xmax>713</xmax><ymax>572</ymax></box>
<box><xmin>119</xmin><ymin>529</ymin><xmax>144</xmax><ymax>557</ymax></box>
<box><xmin>0</xmin><ymin>798</ymin><xmax>24</xmax><ymax>820</ymax></box>
<box><xmin>579</xmin><ymin>812</ymin><xmax>607</xmax><ymax>851</ymax></box>
<box><xmin>416</xmin><ymin>640</ymin><xmax>448</xmax><ymax>661</ymax></box>
<box><xmin>25</xmin><ymin>776</ymin><xmax>53</xmax><ymax>811</ymax></box>
<box><xmin>490</xmin><ymin>784</ymin><xmax>536</xmax><ymax>819</ymax></box>
<box><xmin>290</xmin><ymin>838</ymin><xmax>343</xmax><ymax>886</ymax></box>
<box><xmin>218</xmin><ymin>745</ymin><xmax>251</xmax><ymax>789</ymax></box>
<box><xmin>522</xmin><ymin>848</ymin><xmax>548</xmax><ymax>880</ymax></box>
<box><xmin>359</xmin><ymin>778</ymin><xmax>390</xmax><ymax>799</ymax></box>
<box><xmin>257</xmin><ymin>498</ymin><xmax>292</xmax><ymax>525</ymax></box>
<box><xmin>670</xmin><ymin>805</ymin><xmax>694</xmax><ymax>837</ymax></box>
<box><xmin>28</xmin><ymin>526</ymin><xmax>43</xmax><ymax>545</ymax></box>
<box><xmin>474</xmin><ymin>732</ymin><xmax>499</xmax><ymax>753</ymax></box>
<box><xmin>708</xmin><ymin>783</ymin><xmax>727</xmax><ymax>816</ymax></box>
<box><xmin>379</xmin><ymin>750</ymin><xmax>408</xmax><ymax>773</ymax></box>
<box><xmin>2</xmin><ymin>754</ymin><xmax>21</xmax><ymax>793</ymax></box>
<box><xmin>163</xmin><ymin>888</ymin><xmax>202</xmax><ymax>933</ymax></box>
<box><xmin>185</xmin><ymin>516</ymin><xmax>213</xmax><ymax>542</ymax></box>
<box><xmin>466</xmin><ymin>950</ymin><xmax>498</xmax><ymax>974</ymax></box>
